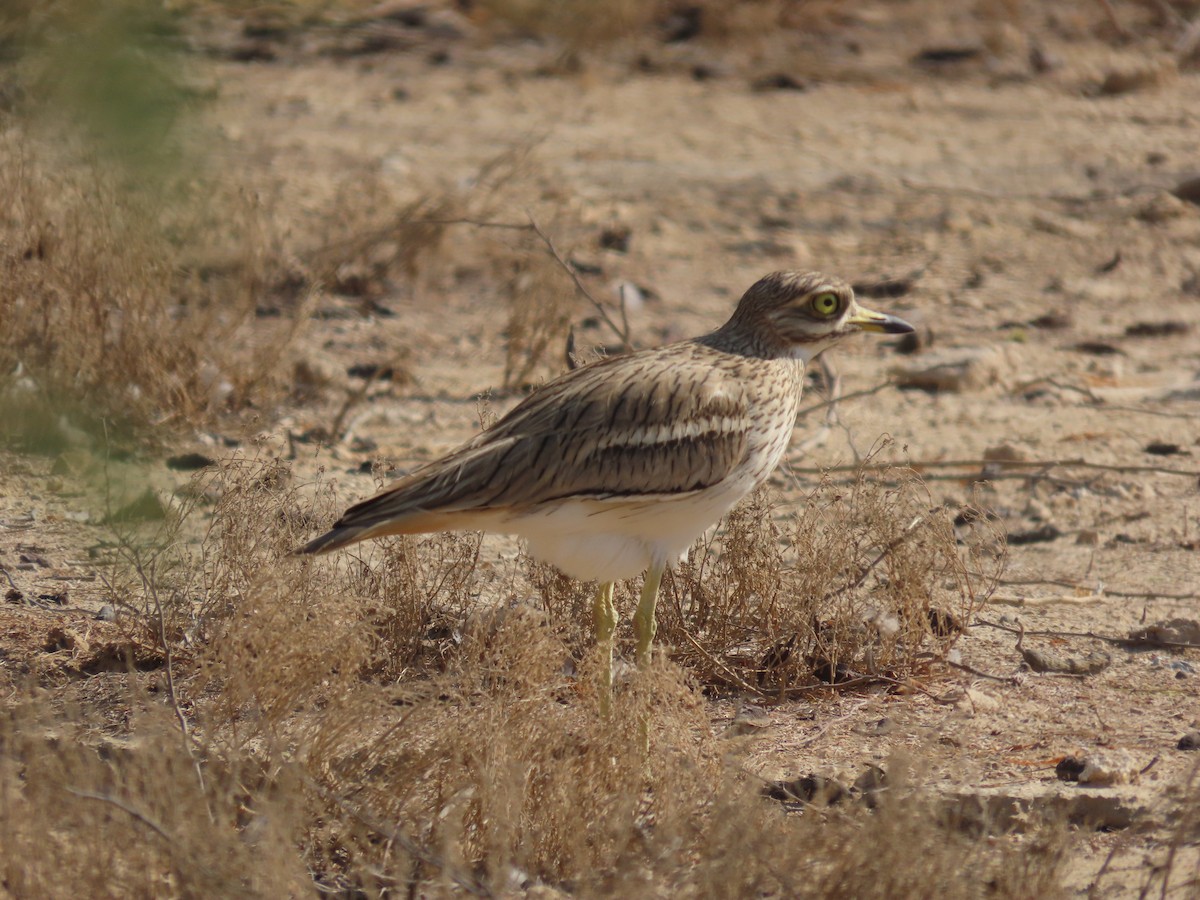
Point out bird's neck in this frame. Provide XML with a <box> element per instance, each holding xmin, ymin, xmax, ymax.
<box><xmin>698</xmin><ymin>322</ymin><xmax>818</xmax><ymax>364</ymax></box>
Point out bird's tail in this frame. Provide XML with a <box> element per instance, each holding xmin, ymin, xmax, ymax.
<box><xmin>294</xmin><ymin>525</ymin><xmax>377</xmax><ymax>555</ymax></box>
<box><xmin>295</xmin><ymin>502</ymin><xmax>461</xmax><ymax>556</ymax></box>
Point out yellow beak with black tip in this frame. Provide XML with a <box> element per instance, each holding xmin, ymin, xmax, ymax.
<box><xmin>848</xmin><ymin>305</ymin><xmax>915</xmax><ymax>335</ymax></box>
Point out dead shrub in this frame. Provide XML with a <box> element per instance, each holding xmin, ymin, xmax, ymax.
<box><xmin>526</xmin><ymin>558</ymin><xmax>596</xmax><ymax>652</ymax></box>
<box><xmin>502</xmin><ymin>250</ymin><xmax>577</xmax><ymax>389</ymax></box>
<box><xmin>1</xmin><ymin>450</ymin><xmax>1066</xmax><ymax>898</ymax></box>
<box><xmin>661</xmin><ymin>464</ymin><xmax>1002</xmax><ymax>692</ymax></box>
<box><xmin>688</xmin><ymin>756</ymin><xmax>1067</xmax><ymax>900</ymax></box>
<box><xmin>182</xmin><ymin>460</ymin><xmax>716</xmax><ymax>891</ymax></box>
<box><xmin>281</xmin><ymin>629</ymin><xmax>719</xmax><ymax>893</ymax></box>
<box><xmin>0</xmin><ymin>1</ymin><xmax>310</xmax><ymax>441</ymax></box>
<box><xmin>0</xmin><ymin>696</ymin><xmax>308</xmax><ymax>898</ymax></box>
<box><xmin>349</xmin><ymin>531</ymin><xmax>486</xmax><ymax>681</ymax></box>
<box><xmin>0</xmin><ymin>129</ymin><xmax>302</xmax><ymax>446</ymax></box>
<box><xmin>304</xmin><ymin>144</ymin><xmax>542</xmax><ymax>302</ymax></box>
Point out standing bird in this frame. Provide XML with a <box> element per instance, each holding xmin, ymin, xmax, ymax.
<box><xmin>299</xmin><ymin>271</ymin><xmax>913</xmax><ymax>705</ymax></box>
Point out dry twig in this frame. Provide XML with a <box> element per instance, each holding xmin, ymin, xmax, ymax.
<box><xmin>973</xmin><ymin>618</ymin><xmax>1200</xmax><ymax>652</ymax></box>
<box><xmin>527</xmin><ymin>212</ymin><xmax>631</xmax><ymax>351</ymax></box>
<box><xmin>787</xmin><ymin>456</ymin><xmax>1200</xmax><ymax>481</ymax></box>
<box><xmin>998</xmin><ymin>577</ymin><xmax>1200</xmax><ymax>601</ymax></box>
<box><xmin>64</xmin><ymin>788</ymin><xmax>175</xmax><ymax>845</ymax></box>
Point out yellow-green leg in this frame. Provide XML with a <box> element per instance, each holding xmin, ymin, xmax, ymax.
<box><xmin>593</xmin><ymin>581</ymin><xmax>617</xmax><ymax>715</ymax></box>
<box><xmin>632</xmin><ymin>562</ymin><xmax>665</xmax><ymax>757</ymax></box>
<box><xmin>633</xmin><ymin>562</ymin><xmax>664</xmax><ymax>669</ymax></box>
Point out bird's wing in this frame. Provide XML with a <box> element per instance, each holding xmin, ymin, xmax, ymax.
<box><xmin>479</xmin><ymin>345</ymin><xmax>751</xmax><ymax>504</ymax></box>
<box><xmin>301</xmin><ymin>345</ymin><xmax>753</xmax><ymax>551</ymax></box>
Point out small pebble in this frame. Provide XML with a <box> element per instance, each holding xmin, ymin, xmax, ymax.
<box><xmin>1097</xmin><ymin>60</ymin><xmax>1177</xmax><ymax>96</ymax></box>
<box><xmin>1171</xmin><ymin>176</ymin><xmax>1200</xmax><ymax>205</ymax></box>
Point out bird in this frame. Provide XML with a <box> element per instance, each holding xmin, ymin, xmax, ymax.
<box><xmin>298</xmin><ymin>271</ymin><xmax>913</xmax><ymax>708</ymax></box>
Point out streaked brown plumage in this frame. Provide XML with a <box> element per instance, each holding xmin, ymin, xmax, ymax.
<box><xmin>299</xmin><ymin>271</ymin><xmax>913</xmax><ymax>701</ymax></box>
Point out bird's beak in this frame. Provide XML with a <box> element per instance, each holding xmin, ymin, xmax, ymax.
<box><xmin>847</xmin><ymin>305</ymin><xmax>915</xmax><ymax>335</ymax></box>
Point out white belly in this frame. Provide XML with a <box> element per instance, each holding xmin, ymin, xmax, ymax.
<box><xmin>500</xmin><ymin>471</ymin><xmax>763</xmax><ymax>581</ymax></box>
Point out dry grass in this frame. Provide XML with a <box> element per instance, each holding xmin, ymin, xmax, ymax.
<box><xmin>2</xmin><ymin>5</ymin><xmax>1189</xmax><ymax>895</ymax></box>
<box><xmin>660</xmin><ymin>462</ymin><xmax>1001</xmax><ymax>693</ymax></box>
<box><xmin>0</xmin><ymin>1</ymin><xmax>302</xmax><ymax>447</ymax></box>
<box><xmin>474</xmin><ymin>0</ymin><xmax>850</xmax><ymax>48</ymax></box>
<box><xmin>501</xmin><ymin>246</ymin><xmax>578</xmax><ymax>390</ymax></box>
<box><xmin>0</xmin><ymin>453</ymin><xmax>1063</xmax><ymax>897</ymax></box>
<box><xmin>0</xmin><ymin>45</ymin><xmax>553</xmax><ymax>452</ymax></box>
<box><xmin>0</xmin><ymin>133</ymin><xmax>259</xmax><ymax>442</ymax></box>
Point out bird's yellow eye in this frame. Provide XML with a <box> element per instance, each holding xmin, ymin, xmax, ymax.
<box><xmin>810</xmin><ymin>292</ymin><xmax>841</xmax><ymax>317</ymax></box>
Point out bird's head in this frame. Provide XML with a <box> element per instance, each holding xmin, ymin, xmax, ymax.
<box><xmin>723</xmin><ymin>271</ymin><xmax>914</xmax><ymax>361</ymax></box>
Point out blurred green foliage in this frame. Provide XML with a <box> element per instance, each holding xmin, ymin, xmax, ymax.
<box><xmin>3</xmin><ymin>0</ymin><xmax>196</xmax><ymax>184</ymax></box>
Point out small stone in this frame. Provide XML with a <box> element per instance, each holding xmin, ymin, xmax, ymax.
<box><xmin>1125</xmin><ymin>321</ymin><xmax>1191</xmax><ymax>338</ymax></box>
<box><xmin>1023</xmin><ymin>497</ymin><xmax>1052</xmax><ymax>521</ymax></box>
<box><xmin>95</xmin><ymin>604</ymin><xmax>117</xmax><ymax>622</ymax></box>
<box><xmin>227</xmin><ymin>40</ymin><xmax>277</xmax><ymax>63</ymax></box>
<box><xmin>983</xmin><ymin>443</ymin><xmax>1029</xmax><ymax>464</ymax></box>
<box><xmin>721</xmin><ymin>704</ymin><xmax>771</xmax><ymax>738</ymax></box>
<box><xmin>1008</xmin><ymin>523</ymin><xmax>1062</xmax><ymax>546</ymax></box>
<box><xmin>890</xmin><ymin>328</ymin><xmax>929</xmax><ymax>355</ymax></box>
<box><xmin>1097</xmin><ymin>60</ymin><xmax>1177</xmax><ymax>96</ymax></box>
<box><xmin>166</xmin><ymin>452</ymin><xmax>216</xmax><ymax>471</ymax></box>
<box><xmin>1178</xmin><ymin>732</ymin><xmax>1200</xmax><ymax>751</ymax></box>
<box><xmin>927</xmin><ymin>607</ymin><xmax>962</xmax><ymax>636</ymax></box>
<box><xmin>1029</xmin><ymin>42</ymin><xmax>1061</xmax><ymax>73</ymax></box>
<box><xmin>750</xmin><ymin>73</ymin><xmax>808</xmax><ymax>92</ymax></box>
<box><xmin>1032</xmin><ymin>212</ymin><xmax>1100</xmax><ymax>239</ymax></box>
<box><xmin>982</xmin><ymin>22</ymin><xmax>1028</xmax><ymax>60</ymax></box>
<box><xmin>854</xmin><ymin>717</ymin><xmax>896</xmax><ymax>736</ymax></box>
<box><xmin>598</xmin><ymin>226</ymin><xmax>631</xmax><ymax>253</ymax></box>
<box><xmin>1075</xmin><ymin>529</ymin><xmax>1100</xmax><ymax>546</ymax></box>
<box><xmin>1021</xmin><ymin>646</ymin><xmax>1110</xmax><ymax>674</ymax></box>
<box><xmin>853</xmin><ymin>764</ymin><xmax>888</xmax><ymax>808</ymax></box>
<box><xmin>1029</xmin><ymin>311</ymin><xmax>1071</xmax><ymax>329</ymax></box>
<box><xmin>1171</xmin><ymin>176</ymin><xmax>1200</xmax><ymax>206</ymax></box>
<box><xmin>105</xmin><ymin>490</ymin><xmax>168</xmax><ymax>524</ymax></box>
<box><xmin>1127</xmin><ymin>618</ymin><xmax>1200</xmax><ymax>647</ymax></box>
<box><xmin>890</xmin><ymin>346</ymin><xmax>1007</xmax><ymax>393</ymax></box>
<box><xmin>1137</xmin><ymin>191</ymin><xmax>1191</xmax><ymax>223</ymax></box>
<box><xmin>661</xmin><ymin>5</ymin><xmax>703</xmax><ymax>42</ymax></box>
<box><xmin>1055</xmin><ymin>756</ymin><xmax>1086</xmax><ymax>782</ymax></box>
<box><xmin>346</xmin><ymin>363</ymin><xmax>396</xmax><ymax>381</ymax></box>
<box><xmin>1072</xmin><ymin>340</ymin><xmax>1123</xmax><ymax>356</ymax></box>
<box><xmin>1144</xmin><ymin>442</ymin><xmax>1185</xmax><ymax>456</ymax></box>
<box><xmin>963</xmin><ymin>688</ymin><xmax>1000</xmax><ymax>712</ymax></box>
<box><xmin>1078</xmin><ymin>750</ymin><xmax>1141</xmax><ymax>786</ymax></box>
<box><xmin>912</xmin><ymin>46</ymin><xmax>982</xmax><ymax>66</ymax></box>
<box><xmin>764</xmin><ymin>774</ymin><xmax>848</xmax><ymax>806</ymax></box>
<box><xmin>612</xmin><ymin>281</ymin><xmax>647</xmax><ymax>314</ymax></box>
<box><xmin>38</xmin><ymin>589</ymin><xmax>68</xmax><ymax>606</ymax></box>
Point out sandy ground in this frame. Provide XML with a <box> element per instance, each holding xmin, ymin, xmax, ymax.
<box><xmin>3</xmin><ymin>1</ymin><xmax>1200</xmax><ymax>894</ymax></box>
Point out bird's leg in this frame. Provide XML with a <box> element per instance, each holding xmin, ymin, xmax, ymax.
<box><xmin>592</xmin><ymin>581</ymin><xmax>617</xmax><ymax>715</ymax></box>
<box><xmin>633</xmin><ymin>562</ymin><xmax>664</xmax><ymax>669</ymax></box>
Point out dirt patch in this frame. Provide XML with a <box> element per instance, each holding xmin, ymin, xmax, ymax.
<box><xmin>2</xmin><ymin>1</ymin><xmax>1200</xmax><ymax>896</ymax></box>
